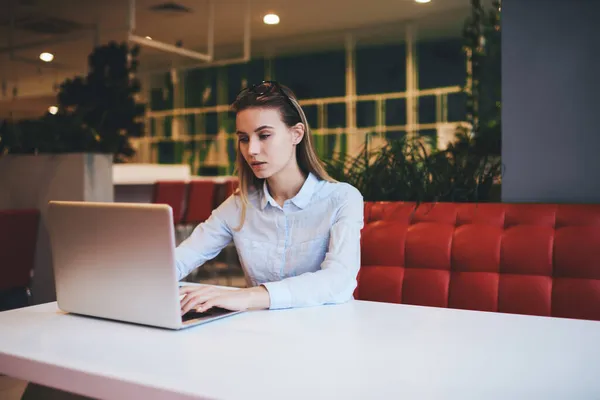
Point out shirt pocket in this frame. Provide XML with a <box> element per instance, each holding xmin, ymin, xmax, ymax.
<box><xmin>287</xmin><ymin>234</ymin><xmax>330</xmax><ymax>276</ymax></box>
<box><xmin>234</xmin><ymin>237</ymin><xmax>279</xmax><ymax>284</ymax></box>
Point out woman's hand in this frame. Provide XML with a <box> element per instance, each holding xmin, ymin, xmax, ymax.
<box><xmin>179</xmin><ymin>285</ymin><xmax>271</xmax><ymax>314</ymax></box>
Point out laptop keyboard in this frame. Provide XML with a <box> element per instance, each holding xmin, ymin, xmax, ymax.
<box><xmin>182</xmin><ymin>307</ymin><xmax>232</xmax><ymax>322</ymax></box>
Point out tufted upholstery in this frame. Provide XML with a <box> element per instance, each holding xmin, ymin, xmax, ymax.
<box><xmin>357</xmin><ymin>202</ymin><xmax>600</xmax><ymax>321</ymax></box>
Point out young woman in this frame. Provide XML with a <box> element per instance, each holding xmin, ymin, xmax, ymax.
<box><xmin>176</xmin><ymin>81</ymin><xmax>364</xmax><ymax>314</ymax></box>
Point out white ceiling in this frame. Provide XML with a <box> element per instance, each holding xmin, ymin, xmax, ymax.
<box><xmin>0</xmin><ymin>0</ymin><xmax>474</xmax><ymax>116</ymax></box>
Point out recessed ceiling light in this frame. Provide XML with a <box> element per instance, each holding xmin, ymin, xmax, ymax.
<box><xmin>39</xmin><ymin>52</ymin><xmax>54</xmax><ymax>62</ymax></box>
<box><xmin>415</xmin><ymin>0</ymin><xmax>431</xmax><ymax>3</ymax></box>
<box><xmin>263</xmin><ymin>13</ymin><xmax>280</xmax><ymax>25</ymax></box>
<box><xmin>145</xmin><ymin>36</ymin><xmax>152</xmax><ymax>40</ymax></box>
<box><xmin>48</xmin><ymin>106</ymin><xmax>58</xmax><ymax>115</ymax></box>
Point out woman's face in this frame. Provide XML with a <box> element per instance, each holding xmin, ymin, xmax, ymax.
<box><xmin>236</xmin><ymin>107</ymin><xmax>303</xmax><ymax>180</ymax></box>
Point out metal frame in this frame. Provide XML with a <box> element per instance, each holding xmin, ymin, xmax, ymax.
<box><xmin>0</xmin><ymin>0</ymin><xmax>252</xmax><ymax>87</ymax></box>
<box><xmin>130</xmin><ymin>0</ymin><xmax>253</xmax><ymax>74</ymax></box>
<box><xmin>127</xmin><ymin>0</ymin><xmax>214</xmax><ymax>62</ymax></box>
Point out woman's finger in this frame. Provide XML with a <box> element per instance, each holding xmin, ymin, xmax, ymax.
<box><xmin>181</xmin><ymin>287</ymin><xmax>215</xmax><ymax>303</ymax></box>
<box><xmin>196</xmin><ymin>298</ymin><xmax>217</xmax><ymax>313</ymax></box>
<box><xmin>181</xmin><ymin>294</ymin><xmax>208</xmax><ymax>314</ymax></box>
<box><xmin>181</xmin><ymin>297</ymin><xmax>204</xmax><ymax>315</ymax></box>
<box><xmin>181</xmin><ymin>291</ymin><xmax>222</xmax><ymax>314</ymax></box>
<box><xmin>180</xmin><ymin>293</ymin><xmax>212</xmax><ymax>311</ymax></box>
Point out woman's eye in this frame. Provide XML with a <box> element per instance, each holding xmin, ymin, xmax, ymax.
<box><xmin>238</xmin><ymin>137</ymin><xmax>249</xmax><ymax>143</ymax></box>
<box><xmin>259</xmin><ymin>134</ymin><xmax>270</xmax><ymax>140</ymax></box>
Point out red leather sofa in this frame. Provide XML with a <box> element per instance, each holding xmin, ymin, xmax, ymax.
<box><xmin>0</xmin><ymin>209</ymin><xmax>40</xmax><ymax>311</ymax></box>
<box><xmin>356</xmin><ymin>202</ymin><xmax>600</xmax><ymax>321</ymax></box>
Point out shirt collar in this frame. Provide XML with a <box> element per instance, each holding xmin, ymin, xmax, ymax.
<box><xmin>260</xmin><ymin>172</ymin><xmax>319</xmax><ymax>210</ymax></box>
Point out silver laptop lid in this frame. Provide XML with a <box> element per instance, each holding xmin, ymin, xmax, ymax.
<box><xmin>47</xmin><ymin>201</ymin><xmax>183</xmax><ymax>329</ymax></box>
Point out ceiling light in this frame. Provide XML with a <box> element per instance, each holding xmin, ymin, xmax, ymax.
<box><xmin>48</xmin><ymin>106</ymin><xmax>58</xmax><ymax>115</ymax></box>
<box><xmin>415</xmin><ymin>0</ymin><xmax>431</xmax><ymax>3</ymax></box>
<box><xmin>145</xmin><ymin>36</ymin><xmax>152</xmax><ymax>40</ymax></box>
<box><xmin>39</xmin><ymin>52</ymin><xmax>54</xmax><ymax>62</ymax></box>
<box><xmin>263</xmin><ymin>14</ymin><xmax>280</xmax><ymax>25</ymax></box>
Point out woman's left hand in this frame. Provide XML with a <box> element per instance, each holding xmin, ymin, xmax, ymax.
<box><xmin>179</xmin><ymin>285</ymin><xmax>270</xmax><ymax>314</ymax></box>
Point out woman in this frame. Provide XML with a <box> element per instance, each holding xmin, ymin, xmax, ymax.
<box><xmin>177</xmin><ymin>81</ymin><xmax>364</xmax><ymax>314</ymax></box>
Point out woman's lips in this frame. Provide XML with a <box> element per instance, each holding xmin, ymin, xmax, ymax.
<box><xmin>251</xmin><ymin>162</ymin><xmax>267</xmax><ymax>169</ymax></box>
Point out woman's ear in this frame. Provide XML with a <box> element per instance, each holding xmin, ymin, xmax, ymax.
<box><xmin>291</xmin><ymin>123</ymin><xmax>305</xmax><ymax>145</ymax></box>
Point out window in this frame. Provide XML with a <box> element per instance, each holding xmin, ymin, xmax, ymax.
<box><xmin>273</xmin><ymin>51</ymin><xmax>345</xmax><ymax>98</ymax></box>
<box><xmin>327</xmin><ymin>103</ymin><xmax>346</xmax><ymax>128</ymax></box>
<box><xmin>418</xmin><ymin>38</ymin><xmax>465</xmax><ymax>89</ymax></box>
<box><xmin>185</xmin><ymin>68</ymin><xmax>217</xmax><ymax>107</ymax></box>
<box><xmin>418</xmin><ymin>96</ymin><xmax>436</xmax><ymax>124</ymax></box>
<box><xmin>357</xmin><ymin>101</ymin><xmax>376</xmax><ymax>128</ymax></box>
<box><xmin>226</xmin><ymin>59</ymin><xmax>266</xmax><ymax>104</ymax></box>
<box><xmin>356</xmin><ymin>44</ymin><xmax>406</xmax><ymax>95</ymax></box>
<box><xmin>386</xmin><ymin>99</ymin><xmax>406</xmax><ymax>126</ymax></box>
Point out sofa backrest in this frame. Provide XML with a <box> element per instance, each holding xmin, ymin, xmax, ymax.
<box><xmin>357</xmin><ymin>202</ymin><xmax>600</xmax><ymax>321</ymax></box>
<box><xmin>0</xmin><ymin>209</ymin><xmax>40</xmax><ymax>291</ymax></box>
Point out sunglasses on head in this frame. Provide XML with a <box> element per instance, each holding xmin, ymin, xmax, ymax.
<box><xmin>236</xmin><ymin>80</ymin><xmax>285</xmax><ymax>98</ymax></box>
<box><xmin>235</xmin><ymin>81</ymin><xmax>299</xmax><ymax>115</ymax></box>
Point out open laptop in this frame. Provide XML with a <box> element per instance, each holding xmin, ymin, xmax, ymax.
<box><xmin>47</xmin><ymin>200</ymin><xmax>242</xmax><ymax>330</ymax></box>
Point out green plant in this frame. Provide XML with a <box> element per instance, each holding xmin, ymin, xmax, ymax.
<box><xmin>323</xmin><ymin>0</ymin><xmax>502</xmax><ymax>203</ymax></box>
<box><xmin>463</xmin><ymin>0</ymin><xmax>502</xmax><ymax>155</ymax></box>
<box><xmin>324</xmin><ymin>133</ymin><xmax>501</xmax><ymax>202</ymax></box>
<box><xmin>0</xmin><ymin>41</ymin><xmax>145</xmax><ymax>162</ymax></box>
<box><xmin>0</xmin><ymin>113</ymin><xmax>97</xmax><ymax>154</ymax></box>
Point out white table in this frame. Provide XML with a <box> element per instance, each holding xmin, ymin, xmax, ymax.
<box><xmin>1</xmin><ymin>301</ymin><xmax>599</xmax><ymax>400</ymax></box>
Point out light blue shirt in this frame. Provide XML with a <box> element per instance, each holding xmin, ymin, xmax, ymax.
<box><xmin>174</xmin><ymin>173</ymin><xmax>364</xmax><ymax>310</ymax></box>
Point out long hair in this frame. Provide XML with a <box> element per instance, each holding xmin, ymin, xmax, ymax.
<box><xmin>230</xmin><ymin>82</ymin><xmax>335</xmax><ymax>231</ymax></box>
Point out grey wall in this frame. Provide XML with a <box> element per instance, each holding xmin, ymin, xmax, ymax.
<box><xmin>502</xmin><ymin>0</ymin><xmax>600</xmax><ymax>203</ymax></box>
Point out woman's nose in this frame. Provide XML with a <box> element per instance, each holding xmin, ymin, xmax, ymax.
<box><xmin>248</xmin><ymin>137</ymin><xmax>260</xmax><ymax>155</ymax></box>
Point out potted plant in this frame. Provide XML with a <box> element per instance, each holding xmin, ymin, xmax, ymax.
<box><xmin>0</xmin><ymin>41</ymin><xmax>145</xmax><ymax>305</ymax></box>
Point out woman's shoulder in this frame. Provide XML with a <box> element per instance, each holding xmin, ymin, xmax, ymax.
<box><xmin>319</xmin><ymin>179</ymin><xmax>363</xmax><ymax>200</ymax></box>
<box><xmin>314</xmin><ymin>179</ymin><xmax>363</xmax><ymax>210</ymax></box>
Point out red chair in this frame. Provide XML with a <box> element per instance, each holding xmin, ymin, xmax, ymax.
<box><xmin>182</xmin><ymin>180</ymin><xmax>217</xmax><ymax>226</ymax></box>
<box><xmin>0</xmin><ymin>209</ymin><xmax>40</xmax><ymax>311</ymax></box>
<box><xmin>152</xmin><ymin>181</ymin><xmax>188</xmax><ymax>225</ymax></box>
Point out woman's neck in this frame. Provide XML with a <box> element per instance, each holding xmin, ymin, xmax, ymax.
<box><xmin>266</xmin><ymin>162</ymin><xmax>307</xmax><ymax>206</ymax></box>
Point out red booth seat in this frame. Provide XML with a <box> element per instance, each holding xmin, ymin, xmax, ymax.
<box><xmin>0</xmin><ymin>208</ymin><xmax>40</xmax><ymax>311</ymax></box>
<box><xmin>357</xmin><ymin>202</ymin><xmax>600</xmax><ymax>321</ymax></box>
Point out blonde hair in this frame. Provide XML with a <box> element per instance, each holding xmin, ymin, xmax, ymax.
<box><xmin>230</xmin><ymin>82</ymin><xmax>335</xmax><ymax>231</ymax></box>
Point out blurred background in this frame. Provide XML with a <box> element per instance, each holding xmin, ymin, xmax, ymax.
<box><xmin>0</xmin><ymin>0</ymin><xmax>504</xmax><ymax>301</ymax></box>
<box><xmin>0</xmin><ymin>0</ymin><xmax>500</xmax><ymax>199</ymax></box>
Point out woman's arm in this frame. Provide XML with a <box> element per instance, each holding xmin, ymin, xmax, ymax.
<box><xmin>174</xmin><ymin>196</ymin><xmax>236</xmax><ymax>280</ymax></box>
<box><xmin>262</xmin><ymin>186</ymin><xmax>364</xmax><ymax>309</ymax></box>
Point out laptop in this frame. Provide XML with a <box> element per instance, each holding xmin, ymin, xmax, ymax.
<box><xmin>47</xmin><ymin>200</ymin><xmax>242</xmax><ymax>330</ymax></box>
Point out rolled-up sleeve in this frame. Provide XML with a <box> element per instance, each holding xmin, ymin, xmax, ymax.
<box><xmin>174</xmin><ymin>196</ymin><xmax>235</xmax><ymax>280</ymax></box>
<box><xmin>263</xmin><ymin>186</ymin><xmax>364</xmax><ymax>309</ymax></box>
